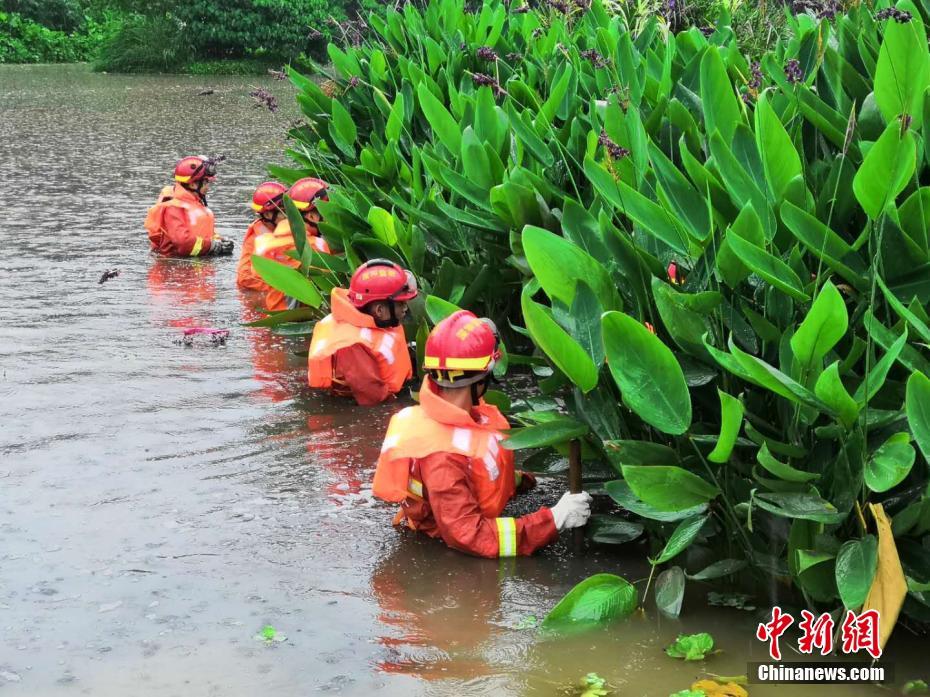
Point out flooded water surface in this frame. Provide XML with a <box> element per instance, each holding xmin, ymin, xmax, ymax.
<box><xmin>0</xmin><ymin>65</ymin><xmax>925</xmax><ymax>696</ymax></box>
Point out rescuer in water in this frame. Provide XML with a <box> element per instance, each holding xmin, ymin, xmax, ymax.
<box><xmin>253</xmin><ymin>176</ymin><xmax>332</xmax><ymax>311</ymax></box>
<box><xmin>145</xmin><ymin>155</ymin><xmax>234</xmax><ymax>257</ymax></box>
<box><xmin>237</xmin><ymin>181</ymin><xmax>287</xmax><ymax>291</ymax></box>
<box><xmin>373</xmin><ymin>310</ymin><xmax>591</xmax><ymax>558</ymax></box>
<box><xmin>308</xmin><ymin>259</ymin><xmax>417</xmax><ymax>406</ymax></box>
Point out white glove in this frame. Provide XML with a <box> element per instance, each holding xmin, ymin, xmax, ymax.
<box><xmin>551</xmin><ymin>492</ymin><xmax>592</xmax><ymax>531</ymax></box>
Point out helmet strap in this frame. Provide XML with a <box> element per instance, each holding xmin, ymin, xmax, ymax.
<box><xmin>469</xmin><ymin>374</ymin><xmax>491</xmax><ymax>406</ymax></box>
<box><xmin>373</xmin><ymin>300</ymin><xmax>400</xmax><ymax>329</ymax></box>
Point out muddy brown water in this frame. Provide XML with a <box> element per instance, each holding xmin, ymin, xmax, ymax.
<box><xmin>0</xmin><ymin>64</ymin><xmax>925</xmax><ymax>696</ymax></box>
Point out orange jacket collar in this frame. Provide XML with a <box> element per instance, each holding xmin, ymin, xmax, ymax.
<box><xmin>418</xmin><ymin>376</ymin><xmax>497</xmax><ymax>430</ymax></box>
<box><xmin>330</xmin><ymin>287</ymin><xmax>377</xmax><ymax>328</ymax></box>
<box><xmin>172</xmin><ymin>183</ymin><xmax>204</xmax><ymax>206</ymax></box>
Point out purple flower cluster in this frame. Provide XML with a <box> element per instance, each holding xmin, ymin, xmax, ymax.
<box><xmin>580</xmin><ymin>48</ymin><xmax>609</xmax><ymax>68</ymax></box>
<box><xmin>875</xmin><ymin>7</ymin><xmax>912</xmax><ymax>22</ymax></box>
<box><xmin>742</xmin><ymin>61</ymin><xmax>764</xmax><ymax>104</ymax></box>
<box><xmin>472</xmin><ymin>73</ymin><xmax>505</xmax><ymax>96</ymax></box>
<box><xmin>784</xmin><ymin>59</ymin><xmax>803</xmax><ymax>84</ymax></box>
<box><xmin>598</xmin><ymin>130</ymin><xmax>630</xmax><ymax>160</ymax></box>
<box><xmin>267</xmin><ymin>68</ymin><xmax>287</xmax><ymax>81</ymax></box>
<box><xmin>477</xmin><ymin>46</ymin><xmax>499</xmax><ymax>62</ymax></box>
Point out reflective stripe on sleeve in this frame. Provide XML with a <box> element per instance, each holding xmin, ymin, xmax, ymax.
<box><xmin>190</xmin><ymin>237</ymin><xmax>204</xmax><ymax>256</ymax></box>
<box><xmin>496</xmin><ymin>517</ymin><xmax>517</xmax><ymax>557</ymax></box>
<box><xmin>378</xmin><ymin>333</ymin><xmax>396</xmax><ymax>365</ymax></box>
<box><xmin>407</xmin><ymin>478</ymin><xmax>423</xmax><ymax>498</ymax></box>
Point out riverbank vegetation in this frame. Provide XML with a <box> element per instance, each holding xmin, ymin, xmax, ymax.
<box><xmin>257</xmin><ymin>0</ymin><xmax>930</xmax><ymax>648</ymax></box>
<box><xmin>1</xmin><ymin>0</ymin><xmax>371</xmax><ymax>72</ymax></box>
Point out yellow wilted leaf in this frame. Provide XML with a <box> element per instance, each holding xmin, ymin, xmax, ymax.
<box><xmin>691</xmin><ymin>679</ymin><xmax>748</xmax><ymax>697</ymax></box>
<box><xmin>862</xmin><ymin>503</ymin><xmax>908</xmax><ymax>652</ymax></box>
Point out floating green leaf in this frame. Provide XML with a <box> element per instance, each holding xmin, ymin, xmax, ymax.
<box><xmin>542</xmin><ymin>573</ymin><xmax>637</xmax><ymax>633</ymax></box>
<box><xmin>666</xmin><ymin>632</ymin><xmax>715</xmax><ymax>661</ymax></box>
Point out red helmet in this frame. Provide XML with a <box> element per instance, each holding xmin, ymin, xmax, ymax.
<box><xmin>174</xmin><ymin>155</ymin><xmax>217</xmax><ymax>184</ymax></box>
<box><xmin>289</xmin><ymin>177</ymin><xmax>329</xmax><ymax>211</ymax></box>
<box><xmin>251</xmin><ymin>181</ymin><xmax>286</xmax><ymax>213</ymax></box>
<box><xmin>348</xmin><ymin>259</ymin><xmax>417</xmax><ymax>308</ymax></box>
<box><xmin>424</xmin><ymin>310</ymin><xmax>500</xmax><ymax>387</ymax></box>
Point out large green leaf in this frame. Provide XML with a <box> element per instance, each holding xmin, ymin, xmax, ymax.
<box><xmin>907</xmin><ymin>371</ymin><xmax>930</xmax><ymax>463</ymax></box>
<box><xmin>541</xmin><ymin>573</ymin><xmax>637</xmax><ymax>633</ymax></box>
<box><xmin>584</xmin><ymin>157</ymin><xmax>690</xmax><ymax>255</ymax></box>
<box><xmin>386</xmin><ymin>91</ymin><xmax>405</xmax><ymax>141</ymax></box>
<box><xmin>621</xmin><ymin>465</ymin><xmax>719</xmax><ymax>512</ymax></box>
<box><xmin>726</xmin><ymin>230</ymin><xmax>810</xmax><ymax>302</ymax></box>
<box><xmin>652</xmin><ymin>514</ymin><xmax>709</xmax><ymax>564</ymax></box>
<box><xmin>835</xmin><ymin>536</ymin><xmax>878</xmax><ymax>609</ymax></box>
<box><xmin>727</xmin><ymin>337</ymin><xmax>828</xmax><ymax>411</ymax></box>
<box><xmin>605</xmin><ymin>480</ymin><xmax>708</xmax><ymax>522</ymax></box>
<box><xmin>791</xmin><ymin>280</ymin><xmax>848</xmax><ymax>370</ymax></box>
<box><xmin>251</xmin><ymin>255</ymin><xmax>322</xmax><ymax>308</ymax></box>
<box><xmin>424</xmin><ymin>294</ymin><xmax>460</xmax><ymax>324</ymax></box>
<box><xmin>754</xmin><ymin>491</ymin><xmax>845</xmax><ymax>523</ymax></box>
<box><xmin>330</xmin><ymin>99</ymin><xmax>357</xmax><ymax>158</ymax></box>
<box><xmin>866</xmin><ymin>435</ymin><xmax>915</xmax><ymax>493</ymax></box>
<box><xmin>284</xmin><ymin>196</ymin><xmax>308</xmax><ymax>259</ymax></box>
<box><xmin>707</xmin><ymin>390</ymin><xmax>744</xmax><ymax>464</ymax></box>
<box><xmin>602</xmin><ymin>311</ymin><xmax>692</xmax><ymax>435</ymax></box>
<box><xmin>651</xmin><ymin>277</ymin><xmax>710</xmax><ymax>357</ymax></box>
<box><xmin>522</xmin><ymin>225</ymin><xmax>617</xmax><ymax>310</ymax></box>
<box><xmin>587</xmin><ymin>516</ymin><xmax>644</xmax><ymax>545</ymax></box>
<box><xmin>416</xmin><ymin>82</ymin><xmax>461</xmax><ymax>154</ymax></box>
<box><xmin>815</xmin><ymin>362</ymin><xmax>860</xmax><ymax>427</ymax></box>
<box><xmin>874</xmin><ymin>9</ymin><xmax>930</xmax><ymax>129</ymax></box>
<box><xmin>854</xmin><ymin>327</ymin><xmax>908</xmax><ymax>404</ymax></box>
<box><xmin>757</xmin><ymin>443</ymin><xmax>819</xmax><ymax>483</ymax></box>
<box><xmin>502</xmin><ymin>417</ymin><xmax>589</xmax><ymax>450</ymax></box>
<box><xmin>522</xmin><ymin>289</ymin><xmax>598</xmax><ymax>392</ymax></box>
<box><xmin>687</xmin><ymin>559</ymin><xmax>747</xmax><ymax>581</ymax></box>
<box><xmin>367</xmin><ymin>206</ymin><xmax>398</xmax><ymax>246</ymax></box>
<box><xmin>877</xmin><ymin>275</ymin><xmax>930</xmax><ymax>342</ymax></box>
<box><xmin>755</xmin><ymin>91</ymin><xmax>803</xmax><ymax>199</ymax></box>
<box><xmin>700</xmin><ymin>45</ymin><xmax>742</xmax><ymax>145</ymax></box>
<box><xmin>244</xmin><ymin>307</ymin><xmax>316</xmax><ymax>327</ymax></box>
<box><xmin>853</xmin><ymin>122</ymin><xmax>917</xmax><ymax>219</ymax></box>
<box><xmin>780</xmin><ymin>201</ymin><xmax>866</xmax><ymax>291</ymax></box>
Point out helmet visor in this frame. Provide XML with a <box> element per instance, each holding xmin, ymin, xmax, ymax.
<box><xmin>392</xmin><ymin>270</ymin><xmax>418</xmax><ymax>301</ymax></box>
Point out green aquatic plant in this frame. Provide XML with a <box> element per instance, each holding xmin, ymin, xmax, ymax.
<box><xmin>666</xmin><ymin>632</ymin><xmax>715</xmax><ymax>661</ymax></box>
<box><xmin>541</xmin><ymin>573</ymin><xmax>637</xmax><ymax>633</ymax></box>
<box><xmin>263</xmin><ymin>0</ymin><xmax>930</xmax><ymax>634</ymax></box>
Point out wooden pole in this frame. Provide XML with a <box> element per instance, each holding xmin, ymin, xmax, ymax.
<box><xmin>569</xmin><ymin>438</ymin><xmax>584</xmax><ymax>551</ymax></box>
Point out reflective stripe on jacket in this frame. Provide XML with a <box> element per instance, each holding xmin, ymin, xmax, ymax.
<box><xmin>144</xmin><ymin>183</ymin><xmax>216</xmax><ymax>257</ymax></box>
<box><xmin>308</xmin><ymin>287</ymin><xmax>412</xmax><ymax>398</ymax></box>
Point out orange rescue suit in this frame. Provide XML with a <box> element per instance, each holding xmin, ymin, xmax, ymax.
<box><xmin>373</xmin><ymin>377</ymin><xmax>558</xmax><ymax>557</ymax></box>
<box><xmin>145</xmin><ymin>183</ymin><xmax>217</xmax><ymax>257</ymax></box>
<box><xmin>253</xmin><ymin>219</ymin><xmax>331</xmax><ymax>311</ymax></box>
<box><xmin>237</xmin><ymin>218</ymin><xmax>275</xmax><ymax>291</ymax></box>
<box><xmin>308</xmin><ymin>287</ymin><xmax>412</xmax><ymax>405</ymax></box>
